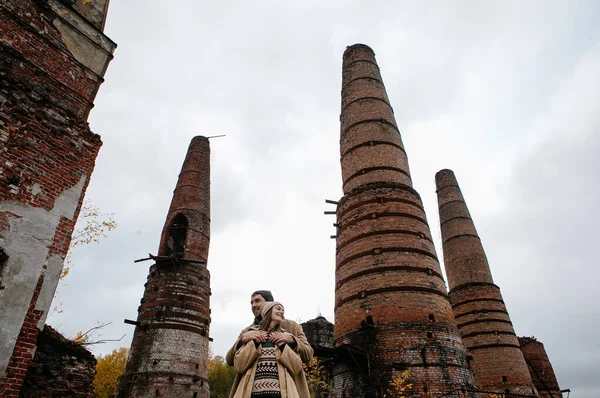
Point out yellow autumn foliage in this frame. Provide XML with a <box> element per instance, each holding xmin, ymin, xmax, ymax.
<box><xmin>384</xmin><ymin>369</ymin><xmax>413</xmax><ymax>397</ymax></box>
<box><xmin>303</xmin><ymin>357</ymin><xmax>331</xmax><ymax>397</ymax></box>
<box><xmin>72</xmin><ymin>330</ymin><xmax>86</xmax><ymax>345</ymax></box>
<box><xmin>64</xmin><ymin>201</ymin><xmax>118</xmax><ymax>275</ymax></box>
<box><xmin>52</xmin><ymin>201</ymin><xmax>117</xmax><ymax>316</ymax></box>
<box><xmin>207</xmin><ymin>354</ymin><xmax>237</xmax><ymax>398</ymax></box>
<box><xmin>94</xmin><ymin>347</ymin><xmax>128</xmax><ymax>398</ymax></box>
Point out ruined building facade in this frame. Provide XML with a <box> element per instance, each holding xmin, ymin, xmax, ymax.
<box><xmin>0</xmin><ymin>0</ymin><xmax>115</xmax><ymax>396</ymax></box>
<box><xmin>117</xmin><ymin>136</ymin><xmax>212</xmax><ymax>397</ymax></box>
<box><xmin>332</xmin><ymin>44</ymin><xmax>476</xmax><ymax>397</ymax></box>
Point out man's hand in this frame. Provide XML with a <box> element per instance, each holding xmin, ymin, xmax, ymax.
<box><xmin>240</xmin><ymin>330</ymin><xmax>268</xmax><ymax>344</ymax></box>
<box><xmin>269</xmin><ymin>331</ymin><xmax>294</xmax><ymax>347</ymax></box>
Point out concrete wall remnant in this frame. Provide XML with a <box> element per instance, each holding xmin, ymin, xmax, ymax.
<box><xmin>69</xmin><ymin>0</ymin><xmax>111</xmax><ymax>31</ymax></box>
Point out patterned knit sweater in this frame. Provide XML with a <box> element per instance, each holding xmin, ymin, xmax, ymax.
<box><xmin>251</xmin><ymin>341</ymin><xmax>281</xmax><ymax>398</ymax></box>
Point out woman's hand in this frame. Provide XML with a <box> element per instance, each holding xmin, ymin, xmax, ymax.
<box><xmin>269</xmin><ymin>331</ymin><xmax>294</xmax><ymax>346</ymax></box>
<box><xmin>240</xmin><ymin>330</ymin><xmax>268</xmax><ymax>344</ymax></box>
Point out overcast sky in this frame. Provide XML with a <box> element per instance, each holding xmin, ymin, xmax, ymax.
<box><xmin>49</xmin><ymin>1</ymin><xmax>599</xmax><ymax>397</ymax></box>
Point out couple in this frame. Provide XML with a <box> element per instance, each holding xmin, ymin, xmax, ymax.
<box><xmin>226</xmin><ymin>290</ymin><xmax>313</xmax><ymax>398</ymax></box>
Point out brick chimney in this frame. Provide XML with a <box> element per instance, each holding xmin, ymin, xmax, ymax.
<box><xmin>436</xmin><ymin>169</ymin><xmax>538</xmax><ymax>397</ymax></box>
<box><xmin>519</xmin><ymin>337</ymin><xmax>562</xmax><ymax>398</ymax></box>
<box><xmin>332</xmin><ymin>44</ymin><xmax>476</xmax><ymax>397</ymax></box>
<box><xmin>118</xmin><ymin>137</ymin><xmax>211</xmax><ymax>398</ymax></box>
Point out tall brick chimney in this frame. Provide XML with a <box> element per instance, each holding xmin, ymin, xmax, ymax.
<box><xmin>519</xmin><ymin>337</ymin><xmax>562</xmax><ymax>398</ymax></box>
<box><xmin>435</xmin><ymin>169</ymin><xmax>537</xmax><ymax>396</ymax></box>
<box><xmin>118</xmin><ymin>136</ymin><xmax>211</xmax><ymax>398</ymax></box>
<box><xmin>332</xmin><ymin>44</ymin><xmax>476</xmax><ymax>397</ymax></box>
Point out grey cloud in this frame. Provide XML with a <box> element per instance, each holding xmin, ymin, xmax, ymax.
<box><xmin>479</xmin><ymin>103</ymin><xmax>599</xmax><ymax>395</ymax></box>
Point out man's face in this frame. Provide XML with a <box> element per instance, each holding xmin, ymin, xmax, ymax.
<box><xmin>251</xmin><ymin>294</ymin><xmax>266</xmax><ymax>317</ymax></box>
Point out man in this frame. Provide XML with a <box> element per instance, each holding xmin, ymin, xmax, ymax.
<box><xmin>225</xmin><ymin>290</ymin><xmax>313</xmax><ymax>366</ymax></box>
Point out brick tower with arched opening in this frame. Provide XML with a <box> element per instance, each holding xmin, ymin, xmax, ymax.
<box><xmin>118</xmin><ymin>136</ymin><xmax>211</xmax><ymax>398</ymax></box>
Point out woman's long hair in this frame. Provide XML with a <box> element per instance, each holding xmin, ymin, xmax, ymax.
<box><xmin>258</xmin><ymin>307</ymin><xmax>282</xmax><ymax>332</ymax></box>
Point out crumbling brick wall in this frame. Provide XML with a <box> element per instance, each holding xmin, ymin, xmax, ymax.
<box><xmin>301</xmin><ymin>317</ymin><xmax>335</xmax><ymax>398</ymax></box>
<box><xmin>0</xmin><ymin>1</ymin><xmax>115</xmax><ymax>396</ymax></box>
<box><xmin>20</xmin><ymin>325</ymin><xmax>96</xmax><ymax>398</ymax></box>
<box><xmin>302</xmin><ymin>316</ymin><xmax>334</xmax><ymax>351</ymax></box>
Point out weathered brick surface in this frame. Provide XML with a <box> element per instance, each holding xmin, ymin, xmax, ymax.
<box><xmin>332</xmin><ymin>44</ymin><xmax>476</xmax><ymax>398</ymax></box>
<box><xmin>301</xmin><ymin>317</ymin><xmax>335</xmax><ymax>398</ymax></box>
<box><xmin>0</xmin><ymin>1</ymin><xmax>115</xmax><ymax>395</ymax></box>
<box><xmin>302</xmin><ymin>316</ymin><xmax>334</xmax><ymax>350</ymax></box>
<box><xmin>519</xmin><ymin>337</ymin><xmax>562</xmax><ymax>398</ymax></box>
<box><xmin>340</xmin><ymin>45</ymin><xmax>411</xmax><ymax>192</ymax></box>
<box><xmin>436</xmin><ymin>170</ymin><xmax>537</xmax><ymax>397</ymax></box>
<box><xmin>118</xmin><ymin>137</ymin><xmax>211</xmax><ymax>398</ymax></box>
<box><xmin>1</xmin><ymin>7</ymin><xmax>97</xmax><ymax>102</ymax></box>
<box><xmin>158</xmin><ymin>138</ymin><xmax>211</xmax><ymax>262</ymax></box>
<box><xmin>20</xmin><ymin>325</ymin><xmax>96</xmax><ymax>397</ymax></box>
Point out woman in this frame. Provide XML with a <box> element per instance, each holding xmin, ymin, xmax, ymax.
<box><xmin>230</xmin><ymin>302</ymin><xmax>310</xmax><ymax>398</ymax></box>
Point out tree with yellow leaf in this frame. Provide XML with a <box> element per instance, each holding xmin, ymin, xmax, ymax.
<box><xmin>51</xmin><ymin>200</ymin><xmax>117</xmax><ymax>315</ymax></box>
<box><xmin>303</xmin><ymin>357</ymin><xmax>331</xmax><ymax>397</ymax></box>
<box><xmin>207</xmin><ymin>354</ymin><xmax>236</xmax><ymax>398</ymax></box>
<box><xmin>62</xmin><ymin>200</ymin><xmax>117</xmax><ymax>279</ymax></box>
<box><xmin>384</xmin><ymin>369</ymin><xmax>413</xmax><ymax>397</ymax></box>
<box><xmin>94</xmin><ymin>347</ymin><xmax>128</xmax><ymax>398</ymax></box>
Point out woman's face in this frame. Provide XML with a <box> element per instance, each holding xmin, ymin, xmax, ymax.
<box><xmin>271</xmin><ymin>304</ymin><xmax>285</xmax><ymax>323</ymax></box>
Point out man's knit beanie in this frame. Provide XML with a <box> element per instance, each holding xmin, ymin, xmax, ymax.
<box><xmin>253</xmin><ymin>290</ymin><xmax>274</xmax><ymax>302</ymax></box>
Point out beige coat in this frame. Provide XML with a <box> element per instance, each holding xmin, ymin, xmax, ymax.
<box><xmin>226</xmin><ymin>320</ymin><xmax>313</xmax><ymax>366</ymax></box>
<box><xmin>228</xmin><ymin>326</ymin><xmax>311</xmax><ymax>398</ymax></box>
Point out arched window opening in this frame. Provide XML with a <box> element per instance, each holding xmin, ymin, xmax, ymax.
<box><xmin>166</xmin><ymin>214</ymin><xmax>188</xmax><ymax>258</ymax></box>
